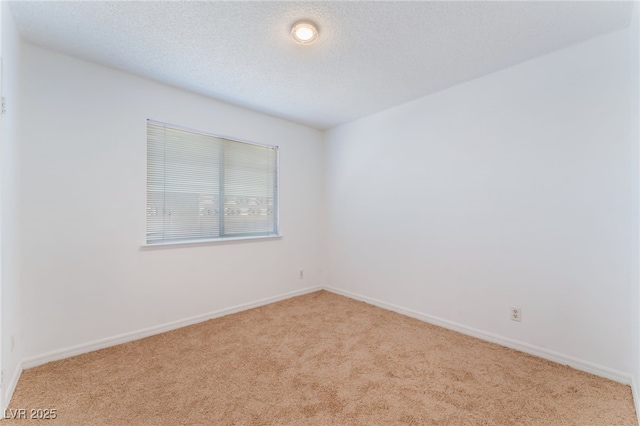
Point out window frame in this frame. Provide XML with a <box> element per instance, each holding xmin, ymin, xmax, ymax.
<box><xmin>143</xmin><ymin>119</ymin><xmax>281</xmax><ymax>247</ymax></box>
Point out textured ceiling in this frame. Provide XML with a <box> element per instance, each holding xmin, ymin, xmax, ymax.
<box><xmin>9</xmin><ymin>1</ymin><xmax>634</xmax><ymax>130</ymax></box>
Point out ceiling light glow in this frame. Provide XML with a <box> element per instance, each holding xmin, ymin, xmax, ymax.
<box><xmin>291</xmin><ymin>21</ymin><xmax>318</xmax><ymax>45</ymax></box>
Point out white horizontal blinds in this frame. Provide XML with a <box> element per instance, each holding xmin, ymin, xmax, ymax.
<box><xmin>146</xmin><ymin>122</ymin><xmax>221</xmax><ymax>243</ymax></box>
<box><xmin>223</xmin><ymin>139</ymin><xmax>278</xmax><ymax>237</ymax></box>
<box><xmin>147</xmin><ymin>124</ymin><xmax>167</xmax><ymax>242</ymax></box>
<box><xmin>146</xmin><ymin>120</ymin><xmax>278</xmax><ymax>244</ymax></box>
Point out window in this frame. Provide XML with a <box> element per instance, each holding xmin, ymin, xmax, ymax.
<box><xmin>146</xmin><ymin>120</ymin><xmax>279</xmax><ymax>245</ymax></box>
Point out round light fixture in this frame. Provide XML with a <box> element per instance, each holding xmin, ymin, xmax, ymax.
<box><xmin>291</xmin><ymin>20</ymin><xmax>318</xmax><ymax>45</ymax></box>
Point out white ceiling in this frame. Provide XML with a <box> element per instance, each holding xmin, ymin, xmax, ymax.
<box><xmin>9</xmin><ymin>1</ymin><xmax>634</xmax><ymax>130</ymax></box>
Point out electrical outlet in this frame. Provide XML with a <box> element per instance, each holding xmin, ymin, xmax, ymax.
<box><xmin>511</xmin><ymin>307</ymin><xmax>522</xmax><ymax>322</ymax></box>
<box><xmin>299</xmin><ymin>270</ymin><xmax>304</xmax><ymax>279</ymax></box>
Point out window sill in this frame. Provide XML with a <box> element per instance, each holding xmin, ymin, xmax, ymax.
<box><xmin>141</xmin><ymin>234</ymin><xmax>282</xmax><ymax>249</ymax></box>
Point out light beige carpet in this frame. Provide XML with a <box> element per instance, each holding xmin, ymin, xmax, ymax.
<box><xmin>3</xmin><ymin>291</ymin><xmax>637</xmax><ymax>425</ymax></box>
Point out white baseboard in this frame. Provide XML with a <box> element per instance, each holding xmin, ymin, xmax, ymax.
<box><xmin>22</xmin><ymin>286</ymin><xmax>322</xmax><ymax>370</ymax></box>
<box><xmin>2</xmin><ymin>362</ymin><xmax>23</xmax><ymax>412</ymax></box>
<box><xmin>324</xmin><ymin>286</ymin><xmax>633</xmax><ymax>385</ymax></box>
<box><xmin>16</xmin><ymin>284</ymin><xmax>635</xmax><ymax>394</ymax></box>
<box><xmin>632</xmin><ymin>377</ymin><xmax>640</xmax><ymax>425</ymax></box>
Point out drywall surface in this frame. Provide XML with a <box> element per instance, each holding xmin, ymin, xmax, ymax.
<box><xmin>19</xmin><ymin>44</ymin><xmax>323</xmax><ymax>360</ymax></box>
<box><xmin>1</xmin><ymin>1</ymin><xmax>23</xmax><ymax>408</ymax></box>
<box><xmin>325</xmin><ymin>29</ymin><xmax>636</xmax><ymax>375</ymax></box>
<box><xmin>631</xmin><ymin>1</ymin><xmax>640</xmax><ymax>403</ymax></box>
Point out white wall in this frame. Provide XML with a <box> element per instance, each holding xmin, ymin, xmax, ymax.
<box><xmin>19</xmin><ymin>44</ymin><xmax>324</xmax><ymax>361</ymax></box>
<box><xmin>1</xmin><ymin>1</ymin><xmax>22</xmax><ymax>409</ymax></box>
<box><xmin>632</xmin><ymin>1</ymin><xmax>640</xmax><ymax>406</ymax></box>
<box><xmin>325</xmin><ymin>28</ymin><xmax>636</xmax><ymax>377</ymax></box>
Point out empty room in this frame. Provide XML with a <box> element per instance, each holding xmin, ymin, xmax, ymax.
<box><xmin>0</xmin><ymin>0</ymin><xmax>639</xmax><ymax>424</ymax></box>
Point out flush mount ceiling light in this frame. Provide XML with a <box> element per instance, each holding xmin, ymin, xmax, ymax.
<box><xmin>291</xmin><ymin>20</ymin><xmax>318</xmax><ymax>45</ymax></box>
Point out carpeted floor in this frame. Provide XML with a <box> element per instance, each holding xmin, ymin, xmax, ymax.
<box><xmin>3</xmin><ymin>290</ymin><xmax>637</xmax><ymax>425</ymax></box>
